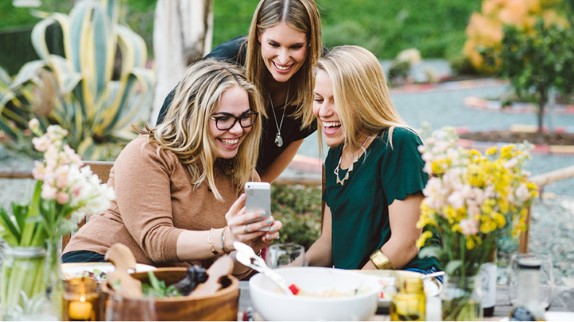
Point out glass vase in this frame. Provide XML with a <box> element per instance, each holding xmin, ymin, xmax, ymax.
<box><xmin>0</xmin><ymin>239</ymin><xmax>63</xmax><ymax>320</ymax></box>
<box><xmin>0</xmin><ymin>246</ymin><xmax>47</xmax><ymax>320</ymax></box>
<box><xmin>43</xmin><ymin>237</ymin><xmax>64</xmax><ymax>319</ymax></box>
<box><xmin>441</xmin><ymin>274</ymin><xmax>483</xmax><ymax>321</ymax></box>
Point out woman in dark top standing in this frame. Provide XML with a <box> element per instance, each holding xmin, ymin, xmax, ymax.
<box><xmin>157</xmin><ymin>0</ymin><xmax>322</xmax><ymax>182</ymax></box>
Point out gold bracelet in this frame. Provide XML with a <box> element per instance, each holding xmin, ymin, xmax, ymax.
<box><xmin>370</xmin><ymin>250</ymin><xmax>395</xmax><ymax>270</ymax></box>
<box><xmin>220</xmin><ymin>226</ymin><xmax>229</xmax><ymax>254</ymax></box>
<box><xmin>208</xmin><ymin>228</ymin><xmax>219</xmax><ymax>255</ymax></box>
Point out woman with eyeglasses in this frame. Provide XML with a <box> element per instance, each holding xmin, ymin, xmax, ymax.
<box><xmin>63</xmin><ymin>60</ymin><xmax>282</xmax><ymax>278</ymax></box>
<box><xmin>157</xmin><ymin>0</ymin><xmax>322</xmax><ymax>183</ymax></box>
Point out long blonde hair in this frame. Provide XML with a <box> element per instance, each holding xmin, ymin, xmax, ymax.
<box><xmin>245</xmin><ymin>0</ymin><xmax>322</xmax><ymax>128</ymax></box>
<box><xmin>316</xmin><ymin>45</ymin><xmax>412</xmax><ymax>150</ymax></box>
<box><xmin>144</xmin><ymin>59</ymin><xmax>264</xmax><ymax>200</ymax></box>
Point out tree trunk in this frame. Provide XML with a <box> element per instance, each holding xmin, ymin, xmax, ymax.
<box><xmin>536</xmin><ymin>89</ymin><xmax>547</xmax><ymax>144</ymax></box>
<box><xmin>151</xmin><ymin>0</ymin><xmax>213</xmax><ymax>125</ymax></box>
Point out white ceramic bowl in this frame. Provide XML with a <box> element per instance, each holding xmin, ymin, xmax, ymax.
<box><xmin>249</xmin><ymin>267</ymin><xmax>378</xmax><ymax>321</ymax></box>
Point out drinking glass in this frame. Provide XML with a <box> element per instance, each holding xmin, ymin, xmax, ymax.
<box><xmin>105</xmin><ymin>293</ymin><xmax>156</xmax><ymax>321</ymax></box>
<box><xmin>508</xmin><ymin>252</ymin><xmax>555</xmax><ymax>310</ymax></box>
<box><xmin>265</xmin><ymin>243</ymin><xmax>307</xmax><ymax>268</ymax></box>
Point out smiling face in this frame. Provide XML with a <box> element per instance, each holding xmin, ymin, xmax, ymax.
<box><xmin>209</xmin><ymin>86</ymin><xmax>253</xmax><ymax>159</ymax></box>
<box><xmin>313</xmin><ymin>69</ymin><xmax>344</xmax><ymax>147</ymax></box>
<box><xmin>258</xmin><ymin>22</ymin><xmax>308</xmax><ymax>84</ymax></box>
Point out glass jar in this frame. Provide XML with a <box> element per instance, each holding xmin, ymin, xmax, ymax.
<box><xmin>0</xmin><ymin>246</ymin><xmax>47</xmax><ymax>320</ymax></box>
<box><xmin>442</xmin><ymin>274</ymin><xmax>483</xmax><ymax>321</ymax></box>
<box><xmin>62</xmin><ymin>277</ymin><xmax>101</xmax><ymax>321</ymax></box>
<box><xmin>390</xmin><ymin>276</ymin><xmax>426</xmax><ymax>321</ymax></box>
<box><xmin>509</xmin><ymin>257</ymin><xmax>546</xmax><ymax>321</ymax></box>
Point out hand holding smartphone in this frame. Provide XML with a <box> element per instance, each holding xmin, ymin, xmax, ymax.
<box><xmin>244</xmin><ymin>182</ymin><xmax>271</xmax><ymax>218</ymax></box>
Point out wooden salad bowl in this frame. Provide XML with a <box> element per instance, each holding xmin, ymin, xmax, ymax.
<box><xmin>106</xmin><ymin>267</ymin><xmax>239</xmax><ymax>321</ymax></box>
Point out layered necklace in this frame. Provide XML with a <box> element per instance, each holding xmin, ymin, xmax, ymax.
<box><xmin>333</xmin><ymin>136</ymin><xmax>372</xmax><ymax>186</ymax></box>
<box><xmin>269</xmin><ymin>89</ymin><xmax>289</xmax><ymax>147</ymax></box>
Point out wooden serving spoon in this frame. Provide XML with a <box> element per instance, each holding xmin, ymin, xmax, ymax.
<box><xmin>189</xmin><ymin>255</ymin><xmax>234</xmax><ymax>297</ymax></box>
<box><xmin>104</xmin><ymin>243</ymin><xmax>143</xmax><ymax>298</ymax></box>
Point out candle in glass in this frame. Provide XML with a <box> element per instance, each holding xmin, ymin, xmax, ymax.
<box><xmin>62</xmin><ymin>277</ymin><xmax>100</xmax><ymax>321</ymax></box>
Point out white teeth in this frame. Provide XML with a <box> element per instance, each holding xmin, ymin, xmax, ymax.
<box><xmin>221</xmin><ymin>138</ymin><xmax>239</xmax><ymax>145</ymax></box>
<box><xmin>274</xmin><ymin>63</ymin><xmax>291</xmax><ymax>71</ymax></box>
<box><xmin>323</xmin><ymin>122</ymin><xmax>341</xmax><ymax>128</ymax></box>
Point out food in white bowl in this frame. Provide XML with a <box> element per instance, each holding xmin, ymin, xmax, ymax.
<box><xmin>249</xmin><ymin>267</ymin><xmax>379</xmax><ymax>321</ymax></box>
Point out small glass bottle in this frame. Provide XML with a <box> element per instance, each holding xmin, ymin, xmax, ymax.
<box><xmin>509</xmin><ymin>257</ymin><xmax>546</xmax><ymax>321</ymax></box>
<box><xmin>481</xmin><ymin>247</ymin><xmax>497</xmax><ymax>317</ymax></box>
<box><xmin>62</xmin><ymin>277</ymin><xmax>101</xmax><ymax>321</ymax></box>
<box><xmin>390</xmin><ymin>276</ymin><xmax>426</xmax><ymax>321</ymax></box>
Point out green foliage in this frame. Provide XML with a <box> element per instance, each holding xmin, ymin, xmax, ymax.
<box><xmin>271</xmin><ymin>185</ymin><xmax>322</xmax><ymax>250</ymax></box>
<box><xmin>484</xmin><ymin>19</ymin><xmax>574</xmax><ymax>138</ymax></box>
<box><xmin>0</xmin><ymin>0</ymin><xmax>155</xmax><ymax>160</ymax></box>
<box><xmin>212</xmin><ymin>0</ymin><xmax>479</xmax><ymax>60</ymax></box>
<box><xmin>3</xmin><ymin>0</ymin><xmax>480</xmax><ymax>61</ymax></box>
<box><xmin>142</xmin><ymin>271</ymin><xmax>181</xmax><ymax>298</ymax></box>
<box><xmin>318</xmin><ymin>0</ymin><xmax>480</xmax><ymax>59</ymax></box>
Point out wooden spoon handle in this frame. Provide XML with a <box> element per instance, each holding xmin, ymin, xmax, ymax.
<box><xmin>191</xmin><ymin>256</ymin><xmax>234</xmax><ymax>297</ymax></box>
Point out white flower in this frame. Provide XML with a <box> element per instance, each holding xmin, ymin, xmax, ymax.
<box><xmin>396</xmin><ymin>48</ymin><xmax>422</xmax><ymax>65</ymax></box>
<box><xmin>30</xmin><ymin>123</ymin><xmax>115</xmax><ymax>228</ymax></box>
<box><xmin>28</xmin><ymin>119</ymin><xmax>40</xmax><ymax>132</ymax></box>
<box><xmin>460</xmin><ymin>219</ymin><xmax>479</xmax><ymax>236</ymax></box>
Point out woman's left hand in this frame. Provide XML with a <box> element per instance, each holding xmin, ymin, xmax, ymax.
<box><xmin>225</xmin><ymin>194</ymin><xmax>282</xmax><ymax>252</ymax></box>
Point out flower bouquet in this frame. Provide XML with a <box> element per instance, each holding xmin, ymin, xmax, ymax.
<box><xmin>416</xmin><ymin>127</ymin><xmax>538</xmax><ymax>320</ymax></box>
<box><xmin>0</xmin><ymin>119</ymin><xmax>115</xmax><ymax>319</ymax></box>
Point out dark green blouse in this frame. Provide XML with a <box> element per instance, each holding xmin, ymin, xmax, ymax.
<box><xmin>324</xmin><ymin>127</ymin><xmax>439</xmax><ymax>270</ymax></box>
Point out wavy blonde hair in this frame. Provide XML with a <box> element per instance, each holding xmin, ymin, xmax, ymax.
<box><xmin>143</xmin><ymin>59</ymin><xmax>264</xmax><ymax>200</ymax></box>
<box><xmin>245</xmin><ymin>0</ymin><xmax>322</xmax><ymax>128</ymax></box>
<box><xmin>316</xmin><ymin>45</ymin><xmax>414</xmax><ymax>151</ymax></box>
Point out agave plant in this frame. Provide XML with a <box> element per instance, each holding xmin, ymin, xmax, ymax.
<box><xmin>0</xmin><ymin>0</ymin><xmax>155</xmax><ymax>160</ymax></box>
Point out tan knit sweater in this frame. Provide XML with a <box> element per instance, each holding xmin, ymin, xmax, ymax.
<box><xmin>63</xmin><ymin>135</ymin><xmax>246</xmax><ymax>268</ymax></box>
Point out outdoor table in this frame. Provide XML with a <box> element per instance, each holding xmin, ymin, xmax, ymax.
<box><xmin>238</xmin><ymin>281</ymin><xmax>571</xmax><ymax>321</ymax></box>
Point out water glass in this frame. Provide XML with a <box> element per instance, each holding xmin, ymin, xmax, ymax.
<box><xmin>105</xmin><ymin>293</ymin><xmax>156</xmax><ymax>321</ymax></box>
<box><xmin>508</xmin><ymin>252</ymin><xmax>555</xmax><ymax>310</ymax></box>
<box><xmin>265</xmin><ymin>243</ymin><xmax>307</xmax><ymax>268</ymax></box>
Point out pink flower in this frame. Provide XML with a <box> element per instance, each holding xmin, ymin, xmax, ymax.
<box><xmin>56</xmin><ymin>192</ymin><xmax>70</xmax><ymax>204</ymax></box>
<box><xmin>460</xmin><ymin>218</ymin><xmax>479</xmax><ymax>236</ymax></box>
<box><xmin>32</xmin><ymin>137</ymin><xmax>50</xmax><ymax>152</ymax></box>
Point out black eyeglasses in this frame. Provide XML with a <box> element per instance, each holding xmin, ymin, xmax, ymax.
<box><xmin>210</xmin><ymin>111</ymin><xmax>259</xmax><ymax>131</ymax></box>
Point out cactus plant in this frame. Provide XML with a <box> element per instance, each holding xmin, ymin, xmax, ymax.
<box><xmin>0</xmin><ymin>0</ymin><xmax>155</xmax><ymax>160</ymax></box>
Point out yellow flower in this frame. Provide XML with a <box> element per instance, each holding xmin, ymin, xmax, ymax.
<box><xmin>418</xmin><ymin>127</ymin><xmax>538</xmax><ymax>276</ymax></box>
<box><xmin>416</xmin><ymin>231</ymin><xmax>434</xmax><ymax>248</ymax></box>
<box><xmin>430</xmin><ymin>159</ymin><xmax>450</xmax><ymax>175</ymax></box>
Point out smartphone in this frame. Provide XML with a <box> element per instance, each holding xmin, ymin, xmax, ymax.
<box><xmin>245</xmin><ymin>182</ymin><xmax>271</xmax><ymax>220</ymax></box>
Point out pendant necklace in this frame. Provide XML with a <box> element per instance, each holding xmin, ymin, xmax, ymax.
<box><xmin>334</xmin><ymin>136</ymin><xmax>372</xmax><ymax>186</ymax></box>
<box><xmin>269</xmin><ymin>89</ymin><xmax>289</xmax><ymax>147</ymax></box>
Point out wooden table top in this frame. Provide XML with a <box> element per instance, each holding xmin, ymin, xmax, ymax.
<box><xmin>238</xmin><ymin>281</ymin><xmax>572</xmax><ymax>321</ymax></box>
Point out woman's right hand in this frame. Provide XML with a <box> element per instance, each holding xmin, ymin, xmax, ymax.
<box><xmin>224</xmin><ymin>194</ymin><xmax>282</xmax><ymax>253</ymax></box>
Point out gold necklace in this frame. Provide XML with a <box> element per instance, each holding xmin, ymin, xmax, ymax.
<box><xmin>333</xmin><ymin>136</ymin><xmax>372</xmax><ymax>186</ymax></box>
<box><xmin>269</xmin><ymin>89</ymin><xmax>289</xmax><ymax>147</ymax></box>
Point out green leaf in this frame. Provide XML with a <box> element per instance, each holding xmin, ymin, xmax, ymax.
<box><xmin>418</xmin><ymin>246</ymin><xmax>441</xmax><ymax>259</ymax></box>
<box><xmin>0</xmin><ymin>207</ymin><xmax>20</xmax><ymax>246</ymax></box>
<box><xmin>147</xmin><ymin>271</ymin><xmax>163</xmax><ymax>293</ymax></box>
<box><xmin>445</xmin><ymin>260</ymin><xmax>462</xmax><ymax>276</ymax></box>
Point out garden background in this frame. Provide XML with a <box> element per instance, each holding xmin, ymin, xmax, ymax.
<box><xmin>1</xmin><ymin>0</ymin><xmax>573</xmax><ymax>292</ymax></box>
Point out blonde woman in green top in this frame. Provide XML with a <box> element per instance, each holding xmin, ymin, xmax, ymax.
<box><xmin>305</xmin><ymin>45</ymin><xmax>440</xmax><ymax>273</ymax></box>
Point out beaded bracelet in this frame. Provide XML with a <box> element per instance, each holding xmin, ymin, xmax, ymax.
<box><xmin>220</xmin><ymin>226</ymin><xmax>229</xmax><ymax>254</ymax></box>
<box><xmin>208</xmin><ymin>228</ymin><xmax>219</xmax><ymax>255</ymax></box>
